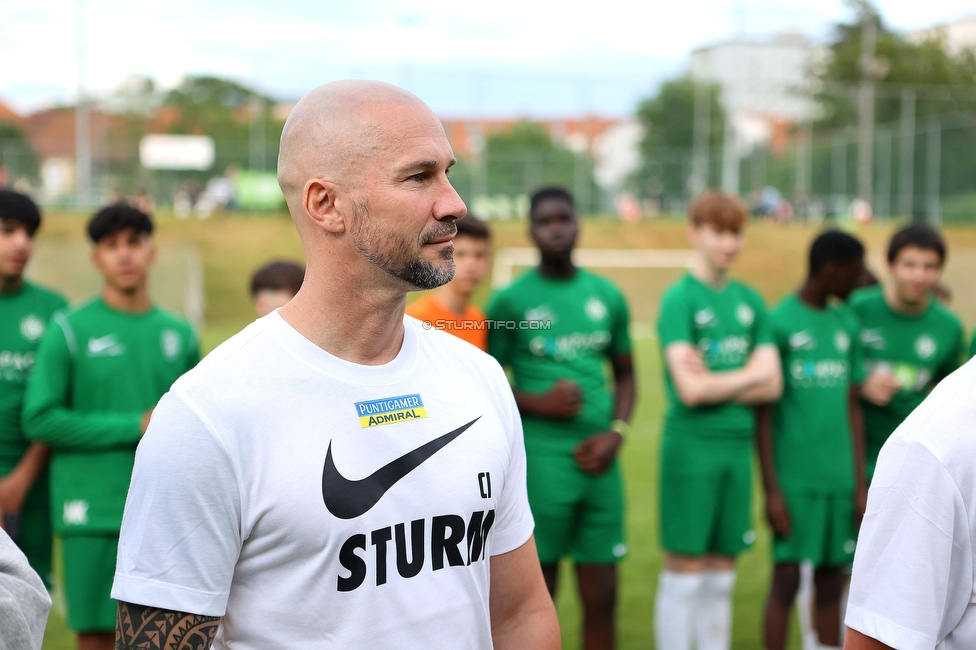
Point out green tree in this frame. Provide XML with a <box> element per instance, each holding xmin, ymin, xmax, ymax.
<box><xmin>813</xmin><ymin>3</ymin><xmax>976</xmax><ymax>129</ymax></box>
<box><xmin>630</xmin><ymin>78</ymin><xmax>725</xmax><ymax>205</ymax></box>
<box><xmin>162</xmin><ymin>76</ymin><xmax>283</xmax><ymax>173</ymax></box>
<box><xmin>453</xmin><ymin>122</ymin><xmax>603</xmax><ymax>215</ymax></box>
<box><xmin>0</xmin><ymin>122</ymin><xmax>40</xmax><ymax>184</ymax></box>
<box><xmin>808</xmin><ymin>2</ymin><xmax>976</xmax><ymax>217</ymax></box>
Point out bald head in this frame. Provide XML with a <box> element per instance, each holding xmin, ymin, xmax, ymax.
<box><xmin>277</xmin><ymin>81</ymin><xmax>428</xmax><ymax>210</ymax></box>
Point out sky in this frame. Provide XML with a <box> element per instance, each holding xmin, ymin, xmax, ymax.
<box><xmin>1</xmin><ymin>0</ymin><xmax>974</xmax><ymax>118</ymax></box>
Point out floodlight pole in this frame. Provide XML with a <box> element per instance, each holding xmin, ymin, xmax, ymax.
<box><xmin>856</xmin><ymin>6</ymin><xmax>877</xmax><ymax>206</ymax></box>
<box><xmin>721</xmin><ymin>114</ymin><xmax>739</xmax><ymax>195</ymax></box>
<box><xmin>691</xmin><ymin>82</ymin><xmax>710</xmax><ymax>196</ymax></box>
<box><xmin>898</xmin><ymin>87</ymin><xmax>916</xmax><ymax>217</ymax></box>
<box><xmin>249</xmin><ymin>93</ymin><xmax>265</xmax><ymax>171</ymax></box>
<box><xmin>75</xmin><ymin>0</ymin><xmax>92</xmax><ymax>208</ymax></box>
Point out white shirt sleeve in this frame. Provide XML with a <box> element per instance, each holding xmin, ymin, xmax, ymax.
<box><xmin>112</xmin><ymin>390</ymin><xmax>243</xmax><ymax>617</ymax></box>
<box><xmin>483</xmin><ymin>359</ymin><xmax>534</xmax><ymax>557</ymax></box>
<box><xmin>846</xmin><ymin>438</ymin><xmax>973</xmax><ymax>650</ymax></box>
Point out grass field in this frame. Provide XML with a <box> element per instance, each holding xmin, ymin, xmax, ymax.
<box><xmin>32</xmin><ymin>212</ymin><xmax>976</xmax><ymax>649</ymax></box>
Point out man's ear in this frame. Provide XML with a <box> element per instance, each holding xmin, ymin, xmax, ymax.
<box><xmin>303</xmin><ymin>178</ymin><xmax>345</xmax><ymax>234</ymax></box>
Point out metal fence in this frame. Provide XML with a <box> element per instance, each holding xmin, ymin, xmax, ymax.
<box><xmin>2</xmin><ymin>108</ymin><xmax>975</xmax><ymax>222</ymax></box>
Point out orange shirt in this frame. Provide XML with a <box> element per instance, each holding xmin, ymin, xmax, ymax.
<box><xmin>406</xmin><ymin>294</ymin><xmax>488</xmax><ymax>351</ymax></box>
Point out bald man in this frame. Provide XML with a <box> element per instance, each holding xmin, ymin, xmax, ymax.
<box><xmin>110</xmin><ymin>81</ymin><xmax>559</xmax><ymax>650</ymax></box>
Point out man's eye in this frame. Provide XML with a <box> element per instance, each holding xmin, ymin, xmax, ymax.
<box><xmin>411</xmin><ymin>173</ymin><xmax>425</xmax><ymax>182</ymax></box>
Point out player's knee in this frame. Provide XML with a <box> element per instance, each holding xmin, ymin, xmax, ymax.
<box><xmin>770</xmin><ymin>563</ymin><xmax>801</xmax><ymax>604</ymax></box>
<box><xmin>813</xmin><ymin>567</ymin><xmax>844</xmax><ymax>602</ymax></box>
<box><xmin>578</xmin><ymin>566</ymin><xmax>617</xmax><ymax>614</ymax></box>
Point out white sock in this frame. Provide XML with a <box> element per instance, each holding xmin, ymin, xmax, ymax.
<box><xmin>796</xmin><ymin>561</ymin><xmax>817</xmax><ymax>650</ymax></box>
<box><xmin>816</xmin><ymin>645</ymin><xmax>841</xmax><ymax>650</ymax></box>
<box><xmin>696</xmin><ymin>569</ymin><xmax>735</xmax><ymax>650</ymax></box>
<box><xmin>655</xmin><ymin>571</ymin><xmax>703</xmax><ymax>650</ymax></box>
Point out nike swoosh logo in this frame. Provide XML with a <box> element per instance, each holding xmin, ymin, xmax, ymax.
<box><xmin>789</xmin><ymin>331</ymin><xmax>813</xmax><ymax>350</ymax></box>
<box><xmin>88</xmin><ymin>334</ymin><xmax>119</xmax><ymax>354</ymax></box>
<box><xmin>322</xmin><ymin>417</ymin><xmax>481</xmax><ymax>519</ymax></box>
<box><xmin>694</xmin><ymin>310</ymin><xmax>715</xmax><ymax>326</ymax></box>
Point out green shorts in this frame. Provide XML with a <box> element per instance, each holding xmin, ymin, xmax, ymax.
<box><xmin>15</xmin><ymin>500</ymin><xmax>53</xmax><ymax>589</ymax></box>
<box><xmin>659</xmin><ymin>434</ymin><xmax>754</xmax><ymax>558</ymax></box>
<box><xmin>772</xmin><ymin>492</ymin><xmax>857</xmax><ymax>567</ymax></box>
<box><xmin>62</xmin><ymin>534</ymin><xmax>119</xmax><ymax>633</ymax></box>
<box><xmin>9</xmin><ymin>474</ymin><xmax>53</xmax><ymax>589</ymax></box>
<box><xmin>526</xmin><ymin>444</ymin><xmax>626</xmax><ymax>566</ymax></box>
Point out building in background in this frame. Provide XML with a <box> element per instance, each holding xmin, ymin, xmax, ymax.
<box><xmin>908</xmin><ymin>15</ymin><xmax>976</xmax><ymax>55</ymax></box>
<box><xmin>688</xmin><ymin>32</ymin><xmax>817</xmax><ymax>157</ymax></box>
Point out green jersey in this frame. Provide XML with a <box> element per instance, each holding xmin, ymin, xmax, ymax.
<box><xmin>849</xmin><ymin>286</ymin><xmax>963</xmax><ymax>461</ymax></box>
<box><xmin>769</xmin><ymin>295</ymin><xmax>862</xmax><ymax>495</ymax></box>
<box><xmin>0</xmin><ymin>281</ymin><xmax>68</xmax><ymax>465</ymax></box>
<box><xmin>486</xmin><ymin>268</ymin><xmax>631</xmax><ymax>450</ymax></box>
<box><xmin>23</xmin><ymin>298</ymin><xmax>199</xmax><ymax>535</ymax></box>
<box><xmin>658</xmin><ymin>274</ymin><xmax>774</xmax><ymax>439</ymax></box>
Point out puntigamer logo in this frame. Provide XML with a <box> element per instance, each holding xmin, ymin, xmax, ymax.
<box><xmin>355</xmin><ymin>394</ymin><xmax>428</xmax><ymax>428</ymax></box>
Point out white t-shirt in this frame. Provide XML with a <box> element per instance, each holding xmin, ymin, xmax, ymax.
<box><xmin>112</xmin><ymin>313</ymin><xmax>533</xmax><ymax>649</ymax></box>
<box><xmin>846</xmin><ymin>357</ymin><xmax>976</xmax><ymax>650</ymax></box>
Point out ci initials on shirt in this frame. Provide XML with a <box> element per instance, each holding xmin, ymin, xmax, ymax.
<box><xmin>478</xmin><ymin>472</ymin><xmax>492</xmax><ymax>499</ymax></box>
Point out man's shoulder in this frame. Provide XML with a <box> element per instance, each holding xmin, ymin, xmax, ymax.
<box><xmin>466</xmin><ymin>303</ymin><xmax>487</xmax><ymax>321</ymax></box>
<box><xmin>926</xmin><ymin>300</ymin><xmax>963</xmax><ymax>334</ymax></box>
<box><xmin>726</xmin><ymin>277</ymin><xmax>764</xmax><ymax>304</ymax></box>
<box><xmin>828</xmin><ymin>301</ymin><xmax>861</xmax><ymax>333</ymax></box>
<box><xmin>578</xmin><ymin>268</ymin><xmax>627</xmax><ymax>301</ymax></box>
<box><xmin>770</xmin><ymin>293</ymin><xmax>798</xmax><ymax>317</ymax></box>
<box><xmin>148</xmin><ymin>305</ymin><xmax>195</xmax><ymax>333</ymax></box>
<box><xmin>494</xmin><ymin>269</ymin><xmax>539</xmax><ymax>296</ymax></box>
<box><xmin>660</xmin><ymin>273</ymin><xmax>694</xmax><ymax>304</ymax></box>
<box><xmin>486</xmin><ymin>270</ymin><xmax>538</xmax><ymax>315</ymax></box>
<box><xmin>23</xmin><ymin>281</ymin><xmax>69</xmax><ymax>311</ymax></box>
<box><xmin>171</xmin><ymin>319</ymin><xmax>269</xmax><ymax>391</ymax></box>
<box><xmin>848</xmin><ymin>285</ymin><xmax>883</xmax><ymax>313</ymax></box>
<box><xmin>50</xmin><ymin>298</ymin><xmax>102</xmax><ymax>331</ymax></box>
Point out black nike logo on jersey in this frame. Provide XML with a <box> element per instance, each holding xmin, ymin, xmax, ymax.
<box><xmin>322</xmin><ymin>417</ymin><xmax>481</xmax><ymax>519</ymax></box>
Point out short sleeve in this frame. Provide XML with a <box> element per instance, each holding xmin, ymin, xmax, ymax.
<box><xmin>112</xmin><ymin>390</ymin><xmax>243</xmax><ymax>617</ymax></box>
<box><xmin>767</xmin><ymin>305</ymin><xmax>788</xmax><ymax>357</ymax></box>
<box><xmin>658</xmin><ymin>286</ymin><xmax>692</xmax><ymax>348</ymax></box>
<box><xmin>835</xmin><ymin>305</ymin><xmax>866</xmax><ymax>385</ymax></box>
<box><xmin>609</xmin><ymin>286</ymin><xmax>632</xmax><ymax>356</ymax></box>
<box><xmin>749</xmin><ymin>290</ymin><xmax>774</xmax><ymax>347</ymax></box>
<box><xmin>845</xmin><ymin>439</ymin><xmax>972</xmax><ymax>650</ymax></box>
<box><xmin>489</xmin><ymin>374</ymin><xmax>534</xmax><ymax>556</ymax></box>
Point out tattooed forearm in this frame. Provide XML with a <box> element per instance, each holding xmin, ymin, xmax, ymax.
<box><xmin>116</xmin><ymin>600</ymin><xmax>220</xmax><ymax>650</ymax></box>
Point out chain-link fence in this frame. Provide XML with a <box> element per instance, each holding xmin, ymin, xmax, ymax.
<box><xmin>2</xmin><ymin>107</ymin><xmax>974</xmax><ymax>222</ymax></box>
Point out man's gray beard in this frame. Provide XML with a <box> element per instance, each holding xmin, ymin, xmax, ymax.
<box><xmin>351</xmin><ymin>199</ymin><xmax>456</xmax><ymax>290</ymax></box>
<box><xmin>398</xmin><ymin>255</ymin><xmax>455</xmax><ymax>290</ymax></box>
